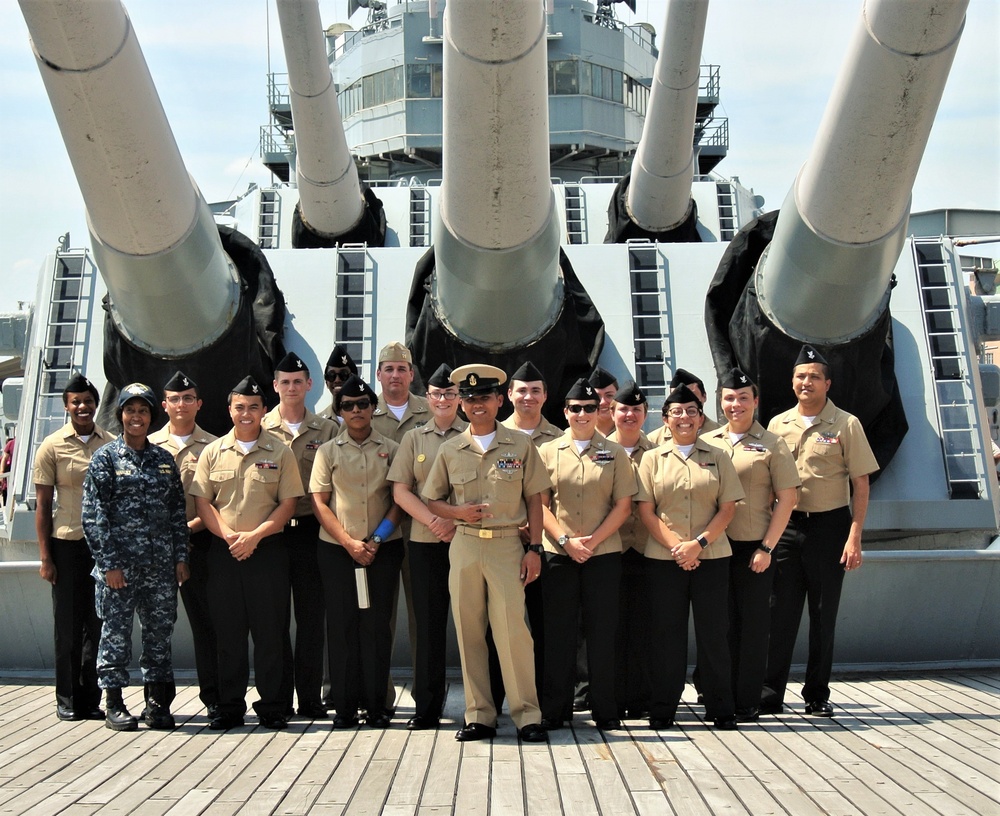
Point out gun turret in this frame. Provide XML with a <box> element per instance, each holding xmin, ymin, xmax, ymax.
<box><xmin>274</xmin><ymin>0</ymin><xmax>385</xmax><ymax>248</ymax></box>
<box><xmin>608</xmin><ymin>0</ymin><xmax>710</xmax><ymax>243</ymax></box>
<box><xmin>707</xmin><ymin>0</ymin><xmax>969</xmax><ymax>467</ymax></box>
<box><xmin>19</xmin><ymin>0</ymin><xmax>285</xmax><ymax>432</ymax></box>
<box><xmin>406</xmin><ymin>0</ymin><xmax>603</xmax><ymax>396</ymax></box>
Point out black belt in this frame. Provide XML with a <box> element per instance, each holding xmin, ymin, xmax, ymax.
<box><xmin>286</xmin><ymin>515</ymin><xmax>318</xmax><ymax>529</ymax></box>
<box><xmin>790</xmin><ymin>506</ymin><xmax>848</xmax><ymax>520</ymax></box>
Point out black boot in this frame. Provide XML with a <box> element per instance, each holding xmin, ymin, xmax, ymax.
<box><xmin>105</xmin><ymin>688</ymin><xmax>138</xmax><ymax>732</ymax></box>
<box><xmin>144</xmin><ymin>682</ymin><xmax>176</xmax><ymax>730</ymax></box>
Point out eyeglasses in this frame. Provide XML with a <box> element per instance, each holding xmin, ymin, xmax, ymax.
<box><xmin>340</xmin><ymin>398</ymin><xmax>372</xmax><ymax>412</ymax></box>
<box><xmin>325</xmin><ymin>370</ymin><xmax>351</xmax><ymax>383</ymax></box>
<box><xmin>666</xmin><ymin>407</ymin><xmax>702</xmax><ymax>418</ymax></box>
<box><xmin>428</xmin><ymin>391</ymin><xmax>459</xmax><ymax>401</ymax></box>
<box><xmin>566</xmin><ymin>404</ymin><xmax>598</xmax><ymax>414</ymax></box>
<box><xmin>165</xmin><ymin>395</ymin><xmax>198</xmax><ymax>405</ymax></box>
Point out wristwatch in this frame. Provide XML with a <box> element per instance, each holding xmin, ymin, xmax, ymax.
<box><xmin>557</xmin><ymin>534</ymin><xmax>570</xmax><ymax>549</ymax></box>
<box><xmin>757</xmin><ymin>543</ymin><xmax>773</xmax><ymax>554</ymax></box>
<box><xmin>527</xmin><ymin>543</ymin><xmax>543</xmax><ymax>554</ymax></box>
<box><xmin>695</xmin><ymin>534</ymin><xmax>709</xmax><ymax>549</ymax></box>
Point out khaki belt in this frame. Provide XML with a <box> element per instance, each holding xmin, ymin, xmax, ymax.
<box><xmin>456</xmin><ymin>526</ymin><xmax>520</xmax><ymax>540</ymax></box>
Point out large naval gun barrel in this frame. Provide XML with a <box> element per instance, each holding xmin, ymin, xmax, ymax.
<box><xmin>274</xmin><ymin>0</ymin><xmax>385</xmax><ymax>248</ymax></box>
<box><xmin>607</xmin><ymin>0</ymin><xmax>709</xmax><ymax>243</ymax></box>
<box><xmin>706</xmin><ymin>0</ymin><xmax>969</xmax><ymax>467</ymax></box>
<box><xmin>19</xmin><ymin>0</ymin><xmax>286</xmax><ymax>433</ymax></box>
<box><xmin>407</xmin><ymin>0</ymin><xmax>603</xmax><ymax>396</ymax></box>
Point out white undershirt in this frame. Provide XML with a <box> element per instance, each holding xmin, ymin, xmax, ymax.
<box><xmin>387</xmin><ymin>402</ymin><xmax>407</xmax><ymax>421</ymax></box>
<box><xmin>802</xmin><ymin>415</ymin><xmax>818</xmax><ymax>428</ymax></box>
<box><xmin>78</xmin><ymin>434</ymin><xmax>91</xmax><ymax>443</ymax></box>
<box><xmin>236</xmin><ymin>439</ymin><xmax>257</xmax><ymax>454</ymax></box>
<box><xmin>170</xmin><ymin>433</ymin><xmax>192</xmax><ymax>449</ymax></box>
<box><xmin>677</xmin><ymin>443</ymin><xmax>696</xmax><ymax>459</ymax></box>
<box><xmin>573</xmin><ymin>439</ymin><xmax>591</xmax><ymax>454</ymax></box>
<box><xmin>623</xmin><ymin>445</ymin><xmax>635</xmax><ymax>455</ymax></box>
<box><xmin>728</xmin><ymin>431</ymin><xmax>746</xmax><ymax>445</ymax></box>
<box><xmin>286</xmin><ymin>420</ymin><xmax>303</xmax><ymax>435</ymax></box>
<box><xmin>472</xmin><ymin>432</ymin><xmax>496</xmax><ymax>452</ymax></box>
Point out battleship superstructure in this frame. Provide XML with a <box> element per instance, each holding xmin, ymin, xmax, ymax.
<box><xmin>2</xmin><ymin>0</ymin><xmax>998</xmax><ymax>671</ymax></box>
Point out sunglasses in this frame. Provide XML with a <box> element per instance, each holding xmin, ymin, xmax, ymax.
<box><xmin>340</xmin><ymin>398</ymin><xmax>372</xmax><ymax>412</ymax></box>
<box><xmin>566</xmin><ymin>404</ymin><xmax>598</xmax><ymax>414</ymax></box>
<box><xmin>325</xmin><ymin>370</ymin><xmax>352</xmax><ymax>383</ymax></box>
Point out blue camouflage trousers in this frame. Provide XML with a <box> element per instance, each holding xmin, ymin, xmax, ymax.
<box><xmin>95</xmin><ymin>563</ymin><xmax>177</xmax><ymax>689</ymax></box>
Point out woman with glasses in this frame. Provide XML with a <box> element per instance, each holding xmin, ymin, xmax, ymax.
<box><xmin>388</xmin><ymin>364</ymin><xmax>467</xmax><ymax>730</ymax></box>
<box><xmin>636</xmin><ymin>384</ymin><xmax>744</xmax><ymax>731</ymax></box>
<box><xmin>310</xmin><ymin>375</ymin><xmax>403</xmax><ymax>729</ymax></box>
<box><xmin>537</xmin><ymin>378</ymin><xmax>636</xmax><ymax>731</ymax></box>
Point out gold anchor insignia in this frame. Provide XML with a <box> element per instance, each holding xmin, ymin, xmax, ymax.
<box><xmin>469</xmin><ymin>374</ymin><xmax>478</xmax><ymax>386</ymax></box>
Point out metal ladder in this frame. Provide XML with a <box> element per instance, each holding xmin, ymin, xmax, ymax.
<box><xmin>409</xmin><ymin>187</ymin><xmax>431</xmax><ymax>247</ymax></box>
<box><xmin>716</xmin><ymin>181</ymin><xmax>737</xmax><ymax>242</ymax></box>
<box><xmin>258</xmin><ymin>190</ymin><xmax>281</xmax><ymax>249</ymax></box>
<box><xmin>913</xmin><ymin>237</ymin><xmax>988</xmax><ymax>499</ymax></box>
<box><xmin>334</xmin><ymin>244</ymin><xmax>376</xmax><ymax>377</ymax></box>
<box><xmin>626</xmin><ymin>240</ymin><xmax>673</xmax><ymax>412</ymax></box>
<box><xmin>564</xmin><ymin>184</ymin><xmax>587</xmax><ymax>244</ymax></box>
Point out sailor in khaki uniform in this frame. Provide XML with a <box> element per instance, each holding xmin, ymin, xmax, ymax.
<box><xmin>762</xmin><ymin>345</ymin><xmax>879</xmax><ymax>717</ymax></box>
<box><xmin>422</xmin><ymin>364</ymin><xmax>550</xmax><ymax>743</ymax></box>
<box><xmin>637</xmin><ymin>384</ymin><xmax>745</xmax><ymax>730</ymax></box>
<box><xmin>148</xmin><ymin>371</ymin><xmax>219</xmax><ymax>718</ymax></box>
<box><xmin>388</xmin><ymin>364</ymin><xmax>467</xmax><ymax>730</ymax></box>
<box><xmin>607</xmin><ymin>382</ymin><xmax>657</xmax><ymax>717</ymax></box>
<box><xmin>190</xmin><ymin>375</ymin><xmax>304</xmax><ymax>731</ymax></box>
<box><xmin>587</xmin><ymin>366</ymin><xmax>619</xmax><ymax>438</ymax></box>
<box><xmin>648</xmin><ymin>368</ymin><xmax>721</xmax><ymax>446</ymax></box>
<box><xmin>263</xmin><ymin>351</ymin><xmax>337</xmax><ymax>719</ymax></box>
<box><xmin>33</xmin><ymin>372</ymin><xmax>113</xmax><ymax>721</ymax></box>
<box><xmin>318</xmin><ymin>344</ymin><xmax>358</xmax><ymax>422</ymax></box>
<box><xmin>310</xmin><ymin>375</ymin><xmax>403</xmax><ymax>730</ymax></box>
<box><xmin>703</xmin><ymin>368</ymin><xmax>800</xmax><ymax>721</ymax></box>
<box><xmin>538</xmin><ymin>379</ymin><xmax>636</xmax><ymax>731</ymax></box>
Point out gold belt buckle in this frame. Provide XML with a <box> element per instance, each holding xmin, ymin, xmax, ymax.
<box><xmin>479</xmin><ymin>528</ymin><xmax>494</xmax><ymax>539</ymax></box>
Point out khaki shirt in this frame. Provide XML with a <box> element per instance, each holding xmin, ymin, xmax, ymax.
<box><xmin>636</xmin><ymin>437</ymin><xmax>744</xmax><ymax>560</ymax></box>
<box><xmin>262</xmin><ymin>407</ymin><xmax>338</xmax><ymax>517</ymax></box>
<box><xmin>372</xmin><ymin>393</ymin><xmax>430</xmax><ymax>443</ymax></box>
<box><xmin>387</xmin><ymin>416</ymin><xmax>468</xmax><ymax>542</ymax></box>
<box><xmin>421</xmin><ymin>422</ymin><xmax>551</xmax><ymax>530</ymax></box>
<box><xmin>648</xmin><ymin>415</ymin><xmax>721</xmax><ymax>446</ymax></box>
<box><xmin>33</xmin><ymin>422</ymin><xmax>114</xmax><ymax>540</ymax></box>
<box><xmin>608</xmin><ymin>429</ymin><xmax>657</xmax><ymax>554</ymax></box>
<box><xmin>538</xmin><ymin>430</ymin><xmax>637</xmax><ymax>556</ymax></box>
<box><xmin>767</xmin><ymin>399</ymin><xmax>879</xmax><ymax>513</ymax></box>
<box><xmin>501</xmin><ymin>415</ymin><xmax>562</xmax><ymax>448</ymax></box>
<box><xmin>149</xmin><ymin>423</ymin><xmax>218</xmax><ymax>523</ymax></box>
<box><xmin>703</xmin><ymin>421</ymin><xmax>801</xmax><ymax>541</ymax></box>
<box><xmin>189</xmin><ymin>429</ymin><xmax>304</xmax><ymax>532</ymax></box>
<box><xmin>309</xmin><ymin>428</ymin><xmax>402</xmax><ymax>544</ymax></box>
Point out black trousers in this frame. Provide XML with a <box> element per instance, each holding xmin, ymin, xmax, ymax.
<box><xmin>541</xmin><ymin>551</ymin><xmax>622</xmax><ymax>722</ymax></box>
<box><xmin>763</xmin><ymin>507</ymin><xmax>851</xmax><ymax>706</ymax></box>
<box><xmin>207</xmin><ymin>534</ymin><xmax>289</xmax><ymax>718</ymax></box>
<box><xmin>615</xmin><ymin>548</ymin><xmax>651</xmax><ymax>715</ymax></box>
<box><xmin>646</xmin><ymin>557</ymin><xmax>734</xmax><ymax>721</ymax></box>
<box><xmin>179</xmin><ymin>530</ymin><xmax>219</xmax><ymax>708</ymax></box>
<box><xmin>280</xmin><ymin>516</ymin><xmax>326</xmax><ymax>710</ymax></box>
<box><xmin>49</xmin><ymin>537</ymin><xmax>101</xmax><ymax>712</ymax></box>
<box><xmin>408</xmin><ymin>540</ymin><xmax>451</xmax><ymax>720</ymax></box>
<box><xmin>727</xmin><ymin>540</ymin><xmax>774</xmax><ymax>711</ymax></box>
<box><xmin>318</xmin><ymin>539</ymin><xmax>403</xmax><ymax>717</ymax></box>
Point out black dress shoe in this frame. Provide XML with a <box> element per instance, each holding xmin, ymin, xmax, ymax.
<box><xmin>713</xmin><ymin>716</ymin><xmax>739</xmax><ymax>731</ymax></box>
<box><xmin>805</xmin><ymin>700</ymin><xmax>834</xmax><ymax>717</ymax></box>
<box><xmin>455</xmin><ymin>722</ymin><xmax>497</xmax><ymax>742</ymax></box>
<box><xmin>572</xmin><ymin>697</ymin><xmax>590</xmax><ymax>712</ymax></box>
<box><xmin>759</xmin><ymin>701</ymin><xmax>784</xmax><ymax>715</ymax></box>
<box><xmin>407</xmin><ymin>715</ymin><xmax>440</xmax><ymax>730</ymax></box>
<box><xmin>649</xmin><ymin>717</ymin><xmax>674</xmax><ymax>730</ymax></box>
<box><xmin>298</xmin><ymin>702</ymin><xmax>329</xmax><ymax>720</ymax></box>
<box><xmin>518</xmin><ymin>723</ymin><xmax>548</xmax><ymax>743</ymax></box>
<box><xmin>736</xmin><ymin>707</ymin><xmax>760</xmax><ymax>723</ymax></box>
<box><xmin>259</xmin><ymin>714</ymin><xmax>288</xmax><ymax>730</ymax></box>
<box><xmin>626</xmin><ymin>708</ymin><xmax>649</xmax><ymax>719</ymax></box>
<box><xmin>81</xmin><ymin>708</ymin><xmax>105</xmax><ymax>721</ymax></box>
<box><xmin>367</xmin><ymin>711</ymin><xmax>392</xmax><ymax>729</ymax></box>
<box><xmin>332</xmin><ymin>712</ymin><xmax>360</xmax><ymax>729</ymax></box>
<box><xmin>540</xmin><ymin>717</ymin><xmax>565</xmax><ymax>731</ymax></box>
<box><xmin>595</xmin><ymin>718</ymin><xmax>622</xmax><ymax>731</ymax></box>
<box><xmin>209</xmin><ymin>713</ymin><xmax>244</xmax><ymax>730</ymax></box>
<box><xmin>56</xmin><ymin>705</ymin><xmax>81</xmax><ymax>722</ymax></box>
<box><xmin>206</xmin><ymin>703</ymin><xmax>221</xmax><ymax>720</ymax></box>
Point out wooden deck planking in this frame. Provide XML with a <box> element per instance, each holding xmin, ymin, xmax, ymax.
<box><xmin>0</xmin><ymin>674</ymin><xmax>996</xmax><ymax>815</ymax></box>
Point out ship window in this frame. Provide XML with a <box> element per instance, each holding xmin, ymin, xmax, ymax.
<box><xmin>592</xmin><ymin>65</ymin><xmax>603</xmax><ymax>98</ymax></box>
<box><xmin>613</xmin><ymin>70</ymin><xmax>623</xmax><ymax>103</ymax></box>
<box><xmin>550</xmin><ymin>60</ymin><xmax>578</xmax><ymax>95</ymax></box>
<box><xmin>363</xmin><ymin>74</ymin><xmax>374</xmax><ymax>108</ymax></box>
<box><xmin>408</xmin><ymin>64</ymin><xmax>432</xmax><ymax>98</ymax></box>
<box><xmin>601</xmin><ymin>67</ymin><xmax>613</xmax><ymax>100</ymax></box>
<box><xmin>580</xmin><ymin>62</ymin><xmax>592</xmax><ymax>96</ymax></box>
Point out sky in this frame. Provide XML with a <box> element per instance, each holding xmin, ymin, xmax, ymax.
<box><xmin>1</xmin><ymin>0</ymin><xmax>998</xmax><ymax>316</ymax></box>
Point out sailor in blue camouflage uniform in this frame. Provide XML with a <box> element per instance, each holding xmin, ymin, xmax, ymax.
<box><xmin>82</xmin><ymin>383</ymin><xmax>190</xmax><ymax>732</ymax></box>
